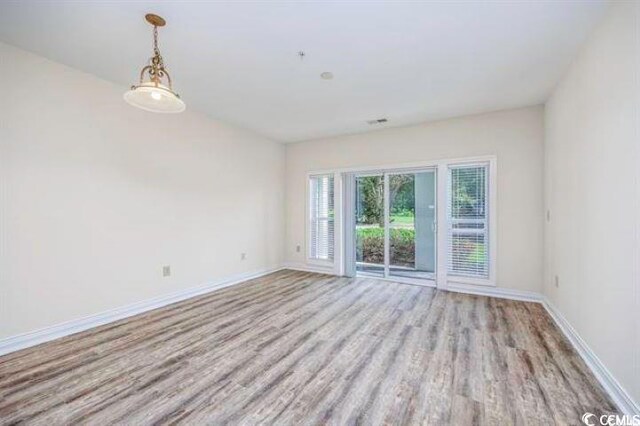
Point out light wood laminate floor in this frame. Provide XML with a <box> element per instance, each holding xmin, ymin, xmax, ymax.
<box><xmin>0</xmin><ymin>270</ymin><xmax>617</xmax><ymax>425</ymax></box>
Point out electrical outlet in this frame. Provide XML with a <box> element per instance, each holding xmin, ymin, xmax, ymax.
<box><xmin>296</xmin><ymin>245</ymin><xmax>301</xmax><ymax>253</ymax></box>
<box><xmin>163</xmin><ymin>265</ymin><xmax>171</xmax><ymax>277</ymax></box>
<box><xmin>554</xmin><ymin>275</ymin><xmax>559</xmax><ymax>288</ymax></box>
<box><xmin>241</xmin><ymin>252</ymin><xmax>247</xmax><ymax>260</ymax></box>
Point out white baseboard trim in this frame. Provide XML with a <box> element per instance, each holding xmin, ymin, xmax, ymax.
<box><xmin>445</xmin><ymin>281</ymin><xmax>543</xmax><ymax>303</ymax></box>
<box><xmin>2</xmin><ymin>264</ymin><xmax>636</xmax><ymax>416</ymax></box>
<box><xmin>281</xmin><ymin>265</ymin><xmax>638</xmax><ymax>414</ymax></box>
<box><xmin>282</xmin><ymin>264</ymin><xmax>541</xmax><ymax>302</ymax></box>
<box><xmin>542</xmin><ymin>298</ymin><xmax>639</xmax><ymax>416</ymax></box>
<box><xmin>0</xmin><ymin>266</ymin><xmax>284</xmax><ymax>357</ymax></box>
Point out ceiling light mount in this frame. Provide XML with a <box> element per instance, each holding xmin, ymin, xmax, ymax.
<box><xmin>124</xmin><ymin>13</ymin><xmax>185</xmax><ymax>113</ymax></box>
<box><xmin>145</xmin><ymin>13</ymin><xmax>166</xmax><ymax>27</ymax></box>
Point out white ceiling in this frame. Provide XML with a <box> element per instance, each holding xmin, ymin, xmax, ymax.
<box><xmin>0</xmin><ymin>1</ymin><xmax>608</xmax><ymax>142</ymax></box>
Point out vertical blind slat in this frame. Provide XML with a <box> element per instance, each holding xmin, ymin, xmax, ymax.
<box><xmin>447</xmin><ymin>165</ymin><xmax>489</xmax><ymax>278</ymax></box>
<box><xmin>309</xmin><ymin>174</ymin><xmax>334</xmax><ymax>261</ymax></box>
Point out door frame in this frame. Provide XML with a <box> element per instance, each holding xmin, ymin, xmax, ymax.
<box><xmin>345</xmin><ymin>168</ymin><xmax>437</xmax><ymax>287</ymax></box>
<box><xmin>309</xmin><ymin>155</ymin><xmax>497</xmax><ymax>289</ymax></box>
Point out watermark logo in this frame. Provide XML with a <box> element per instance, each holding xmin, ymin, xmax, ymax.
<box><xmin>582</xmin><ymin>413</ymin><xmax>597</xmax><ymax>426</ymax></box>
<box><xmin>581</xmin><ymin>412</ymin><xmax>640</xmax><ymax>426</ymax></box>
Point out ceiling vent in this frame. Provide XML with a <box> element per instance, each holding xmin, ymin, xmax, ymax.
<box><xmin>367</xmin><ymin>118</ymin><xmax>388</xmax><ymax>125</ymax></box>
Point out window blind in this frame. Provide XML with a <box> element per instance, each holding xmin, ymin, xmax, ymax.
<box><xmin>447</xmin><ymin>164</ymin><xmax>489</xmax><ymax>278</ymax></box>
<box><xmin>309</xmin><ymin>174</ymin><xmax>335</xmax><ymax>261</ymax></box>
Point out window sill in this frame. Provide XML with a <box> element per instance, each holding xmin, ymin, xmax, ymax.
<box><xmin>447</xmin><ymin>276</ymin><xmax>495</xmax><ymax>287</ymax></box>
<box><xmin>306</xmin><ymin>258</ymin><xmax>335</xmax><ymax>268</ymax></box>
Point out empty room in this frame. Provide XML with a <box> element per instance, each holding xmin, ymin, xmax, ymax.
<box><xmin>0</xmin><ymin>1</ymin><xmax>638</xmax><ymax>425</ymax></box>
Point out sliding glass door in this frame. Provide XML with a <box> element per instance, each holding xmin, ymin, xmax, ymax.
<box><xmin>389</xmin><ymin>171</ymin><xmax>436</xmax><ymax>280</ymax></box>
<box><xmin>352</xmin><ymin>169</ymin><xmax>436</xmax><ymax>283</ymax></box>
<box><xmin>355</xmin><ymin>174</ymin><xmax>385</xmax><ymax>277</ymax></box>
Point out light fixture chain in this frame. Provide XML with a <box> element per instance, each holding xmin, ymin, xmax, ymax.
<box><xmin>149</xmin><ymin>24</ymin><xmax>166</xmax><ymax>84</ymax></box>
<box><xmin>153</xmin><ymin>25</ymin><xmax>159</xmax><ymax>55</ymax></box>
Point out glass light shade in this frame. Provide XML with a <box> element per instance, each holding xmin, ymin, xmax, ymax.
<box><xmin>123</xmin><ymin>82</ymin><xmax>186</xmax><ymax>113</ymax></box>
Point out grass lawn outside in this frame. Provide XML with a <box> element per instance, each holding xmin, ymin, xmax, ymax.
<box><xmin>356</xmin><ymin>217</ymin><xmax>488</xmax><ymax>272</ymax></box>
<box><xmin>390</xmin><ymin>214</ymin><xmax>414</xmax><ymax>226</ymax></box>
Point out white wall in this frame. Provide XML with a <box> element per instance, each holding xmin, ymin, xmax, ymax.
<box><xmin>0</xmin><ymin>42</ymin><xmax>285</xmax><ymax>339</ymax></box>
<box><xmin>544</xmin><ymin>1</ymin><xmax>640</xmax><ymax>407</ymax></box>
<box><xmin>285</xmin><ymin>106</ymin><xmax>544</xmax><ymax>293</ymax></box>
<box><xmin>2</xmin><ymin>3</ymin><xmax>637</xmax><ymax>408</ymax></box>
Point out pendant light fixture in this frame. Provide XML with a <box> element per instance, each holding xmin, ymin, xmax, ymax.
<box><xmin>124</xmin><ymin>14</ymin><xmax>185</xmax><ymax>113</ymax></box>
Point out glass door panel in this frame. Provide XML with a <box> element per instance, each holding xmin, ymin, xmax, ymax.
<box><xmin>355</xmin><ymin>175</ymin><xmax>384</xmax><ymax>277</ymax></box>
<box><xmin>351</xmin><ymin>169</ymin><xmax>436</xmax><ymax>283</ymax></box>
<box><xmin>388</xmin><ymin>171</ymin><xmax>436</xmax><ymax>280</ymax></box>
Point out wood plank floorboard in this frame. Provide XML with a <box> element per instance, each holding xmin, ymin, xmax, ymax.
<box><xmin>0</xmin><ymin>270</ymin><xmax>617</xmax><ymax>425</ymax></box>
